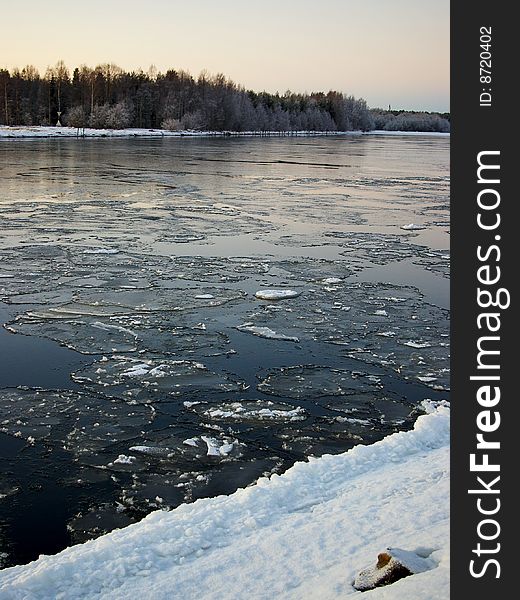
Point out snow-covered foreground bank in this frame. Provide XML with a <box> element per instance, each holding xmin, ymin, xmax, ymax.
<box><xmin>0</xmin><ymin>126</ymin><xmax>449</xmax><ymax>139</ymax></box>
<box><xmin>0</xmin><ymin>402</ymin><xmax>449</xmax><ymax>600</ymax></box>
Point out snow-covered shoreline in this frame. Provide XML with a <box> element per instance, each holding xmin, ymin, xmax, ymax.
<box><xmin>0</xmin><ymin>402</ymin><xmax>449</xmax><ymax>599</ymax></box>
<box><xmin>0</xmin><ymin>126</ymin><xmax>450</xmax><ymax>139</ymax></box>
<box><xmin>367</xmin><ymin>130</ymin><xmax>450</xmax><ymax>137</ymax></box>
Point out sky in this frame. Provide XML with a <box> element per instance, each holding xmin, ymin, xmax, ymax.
<box><xmin>0</xmin><ymin>0</ymin><xmax>449</xmax><ymax>112</ymax></box>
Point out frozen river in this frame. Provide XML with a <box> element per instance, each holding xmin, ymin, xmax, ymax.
<box><xmin>0</xmin><ymin>134</ymin><xmax>449</xmax><ymax>567</ymax></box>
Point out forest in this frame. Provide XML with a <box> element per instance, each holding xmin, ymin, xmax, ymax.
<box><xmin>0</xmin><ymin>62</ymin><xmax>450</xmax><ymax>133</ymax></box>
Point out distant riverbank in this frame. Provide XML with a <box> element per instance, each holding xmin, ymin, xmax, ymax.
<box><xmin>0</xmin><ymin>126</ymin><xmax>450</xmax><ymax>139</ymax></box>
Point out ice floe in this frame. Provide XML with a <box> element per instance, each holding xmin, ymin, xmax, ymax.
<box><xmin>236</xmin><ymin>324</ymin><xmax>299</xmax><ymax>342</ymax></box>
<box><xmin>254</xmin><ymin>289</ymin><xmax>301</xmax><ymax>300</ymax></box>
<box><xmin>257</xmin><ymin>365</ymin><xmax>382</xmax><ymax>399</ymax></box>
<box><xmin>400</xmin><ymin>223</ymin><xmax>427</xmax><ymax>231</ymax></box>
<box><xmin>186</xmin><ymin>400</ymin><xmax>307</xmax><ymax>423</ymax></box>
<box><xmin>71</xmin><ymin>356</ymin><xmax>245</xmax><ymax>403</ymax></box>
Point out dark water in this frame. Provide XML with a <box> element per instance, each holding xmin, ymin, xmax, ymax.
<box><xmin>0</xmin><ymin>134</ymin><xmax>449</xmax><ymax>568</ymax></box>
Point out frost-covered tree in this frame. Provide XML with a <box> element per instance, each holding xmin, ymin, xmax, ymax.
<box><xmin>273</xmin><ymin>104</ymin><xmax>290</xmax><ymax>131</ymax></box>
<box><xmin>371</xmin><ymin>109</ymin><xmax>450</xmax><ymax>133</ymax></box>
<box><xmin>106</xmin><ymin>102</ymin><xmax>131</xmax><ymax>129</ymax></box>
<box><xmin>161</xmin><ymin>117</ymin><xmax>181</xmax><ymax>131</ymax></box>
<box><xmin>255</xmin><ymin>104</ymin><xmax>270</xmax><ymax>131</ymax></box>
<box><xmin>181</xmin><ymin>110</ymin><xmax>205</xmax><ymax>130</ymax></box>
<box><xmin>88</xmin><ymin>104</ymin><xmax>110</xmax><ymax>128</ymax></box>
<box><xmin>64</xmin><ymin>105</ymin><xmax>86</xmax><ymax>128</ymax></box>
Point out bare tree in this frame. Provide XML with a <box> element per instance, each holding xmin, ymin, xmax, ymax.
<box><xmin>53</xmin><ymin>60</ymin><xmax>69</xmax><ymax>124</ymax></box>
<box><xmin>0</xmin><ymin>69</ymin><xmax>9</xmax><ymax>125</ymax></box>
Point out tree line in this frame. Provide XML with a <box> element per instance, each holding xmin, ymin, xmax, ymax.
<box><xmin>371</xmin><ymin>109</ymin><xmax>450</xmax><ymax>133</ymax></box>
<box><xmin>0</xmin><ymin>62</ymin><xmax>450</xmax><ymax>133</ymax></box>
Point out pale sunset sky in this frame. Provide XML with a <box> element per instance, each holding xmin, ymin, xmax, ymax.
<box><xmin>1</xmin><ymin>0</ymin><xmax>449</xmax><ymax>111</ymax></box>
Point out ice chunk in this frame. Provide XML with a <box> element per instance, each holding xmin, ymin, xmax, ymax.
<box><xmin>255</xmin><ymin>289</ymin><xmax>301</xmax><ymax>300</ymax></box>
<box><xmin>82</xmin><ymin>248</ymin><xmax>120</xmax><ymax>254</ymax></box>
<box><xmin>236</xmin><ymin>324</ymin><xmax>299</xmax><ymax>342</ymax></box>
<box><xmin>111</xmin><ymin>455</ymin><xmax>136</xmax><ymax>465</ymax></box>
<box><xmin>129</xmin><ymin>445</ymin><xmax>175</xmax><ymax>458</ymax></box>
<box><xmin>400</xmin><ymin>223</ymin><xmax>427</xmax><ymax>231</ymax></box>
<box><xmin>186</xmin><ymin>400</ymin><xmax>307</xmax><ymax>423</ymax></box>
<box><xmin>404</xmin><ymin>341</ymin><xmax>432</xmax><ymax>349</ymax></box>
<box><xmin>182</xmin><ymin>438</ymin><xmax>199</xmax><ymax>447</ymax></box>
<box><xmin>200</xmin><ymin>436</ymin><xmax>237</xmax><ymax>457</ymax></box>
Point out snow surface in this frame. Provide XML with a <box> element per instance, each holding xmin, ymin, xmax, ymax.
<box><xmin>0</xmin><ymin>402</ymin><xmax>449</xmax><ymax>599</ymax></box>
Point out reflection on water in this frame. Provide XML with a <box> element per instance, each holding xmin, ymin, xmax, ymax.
<box><xmin>0</xmin><ymin>134</ymin><xmax>449</xmax><ymax>566</ymax></box>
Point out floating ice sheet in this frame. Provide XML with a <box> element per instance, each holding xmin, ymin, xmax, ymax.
<box><xmin>242</xmin><ymin>282</ymin><xmax>450</xmax><ymax>390</ymax></box>
<box><xmin>257</xmin><ymin>365</ymin><xmax>382</xmax><ymax>399</ymax></box>
<box><xmin>185</xmin><ymin>400</ymin><xmax>307</xmax><ymax>423</ymax></box>
<box><xmin>71</xmin><ymin>357</ymin><xmax>245</xmax><ymax>403</ymax></box>
<box><xmin>6</xmin><ymin>318</ymin><xmax>138</xmax><ymax>354</ymax></box>
<box><xmin>236</xmin><ymin>324</ymin><xmax>299</xmax><ymax>342</ymax></box>
<box><xmin>401</xmin><ymin>223</ymin><xmax>427</xmax><ymax>231</ymax></box>
<box><xmin>324</xmin><ymin>232</ymin><xmax>450</xmax><ymax>276</ymax></box>
<box><xmin>255</xmin><ymin>289</ymin><xmax>300</xmax><ymax>300</ymax></box>
<box><xmin>7</xmin><ymin>315</ymin><xmax>231</xmax><ymax>356</ymax></box>
<box><xmin>0</xmin><ymin>388</ymin><xmax>155</xmax><ymax>459</ymax></box>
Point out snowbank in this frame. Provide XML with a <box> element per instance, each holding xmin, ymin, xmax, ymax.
<box><xmin>0</xmin><ymin>126</ymin><xmax>449</xmax><ymax>139</ymax></box>
<box><xmin>0</xmin><ymin>402</ymin><xmax>449</xmax><ymax>599</ymax></box>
